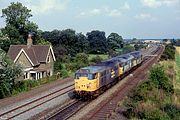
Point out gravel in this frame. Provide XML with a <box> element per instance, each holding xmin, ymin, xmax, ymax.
<box><xmin>0</xmin><ymin>78</ymin><xmax>74</xmax><ymax>120</ymax></box>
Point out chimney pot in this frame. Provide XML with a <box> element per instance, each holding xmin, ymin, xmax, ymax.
<box><xmin>27</xmin><ymin>34</ymin><xmax>33</xmax><ymax>48</ymax></box>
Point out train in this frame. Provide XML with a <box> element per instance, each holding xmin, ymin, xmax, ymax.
<box><xmin>73</xmin><ymin>51</ymin><xmax>143</xmax><ymax>98</ymax></box>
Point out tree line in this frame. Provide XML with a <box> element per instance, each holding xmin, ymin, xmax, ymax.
<box><xmin>42</xmin><ymin>29</ymin><xmax>123</xmax><ymax>58</ymax></box>
<box><xmin>0</xmin><ymin>2</ymin><xmax>124</xmax><ymax>58</ymax></box>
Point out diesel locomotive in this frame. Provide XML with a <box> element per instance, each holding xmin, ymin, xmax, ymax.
<box><xmin>74</xmin><ymin>51</ymin><xmax>143</xmax><ymax>98</ymax></box>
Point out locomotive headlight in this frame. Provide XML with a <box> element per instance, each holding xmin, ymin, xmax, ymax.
<box><xmin>87</xmin><ymin>83</ymin><xmax>92</xmax><ymax>88</ymax></box>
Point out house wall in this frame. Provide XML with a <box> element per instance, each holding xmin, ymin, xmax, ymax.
<box><xmin>37</xmin><ymin>50</ymin><xmax>54</xmax><ymax>75</ymax></box>
<box><xmin>15</xmin><ymin>52</ymin><xmax>32</xmax><ymax>68</ymax></box>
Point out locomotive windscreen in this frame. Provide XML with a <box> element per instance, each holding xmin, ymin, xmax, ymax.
<box><xmin>79</xmin><ymin>69</ymin><xmax>90</xmax><ymax>73</ymax></box>
<box><xmin>75</xmin><ymin>73</ymin><xmax>96</xmax><ymax>80</ymax></box>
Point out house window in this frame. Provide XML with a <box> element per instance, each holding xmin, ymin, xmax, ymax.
<box><xmin>47</xmin><ymin>56</ymin><xmax>50</xmax><ymax>63</ymax></box>
<box><xmin>24</xmin><ymin>72</ymin><xmax>28</xmax><ymax>79</ymax></box>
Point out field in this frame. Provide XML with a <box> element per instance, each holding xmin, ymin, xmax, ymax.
<box><xmin>88</xmin><ymin>54</ymin><xmax>109</xmax><ymax>61</ymax></box>
<box><xmin>175</xmin><ymin>48</ymin><xmax>180</xmax><ymax>104</ymax></box>
<box><xmin>176</xmin><ymin>46</ymin><xmax>180</xmax><ymax>54</ymax></box>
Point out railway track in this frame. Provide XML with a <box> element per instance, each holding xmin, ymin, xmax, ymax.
<box><xmin>46</xmin><ymin>45</ymin><xmax>162</xmax><ymax>120</ymax></box>
<box><xmin>0</xmin><ymin>83</ymin><xmax>74</xmax><ymax>120</ymax></box>
<box><xmin>46</xmin><ymin>100</ymin><xmax>89</xmax><ymax>120</ymax></box>
<box><xmin>84</xmin><ymin>45</ymin><xmax>164</xmax><ymax>120</ymax></box>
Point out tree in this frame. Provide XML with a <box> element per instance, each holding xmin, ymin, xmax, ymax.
<box><xmin>76</xmin><ymin>33</ymin><xmax>89</xmax><ymax>53</ymax></box>
<box><xmin>1</xmin><ymin>2</ymin><xmax>42</xmax><ymax>50</ymax></box>
<box><xmin>42</xmin><ymin>29</ymin><xmax>89</xmax><ymax>56</ymax></box>
<box><xmin>42</xmin><ymin>29</ymin><xmax>62</xmax><ymax>45</ymax></box>
<box><xmin>123</xmin><ymin>44</ymin><xmax>134</xmax><ymax>53</ymax></box>
<box><xmin>0</xmin><ymin>49</ymin><xmax>22</xmax><ymax>98</ymax></box>
<box><xmin>86</xmin><ymin>30</ymin><xmax>108</xmax><ymax>54</ymax></box>
<box><xmin>75</xmin><ymin>53</ymin><xmax>89</xmax><ymax>65</ymax></box>
<box><xmin>107</xmin><ymin>33</ymin><xmax>123</xmax><ymax>50</ymax></box>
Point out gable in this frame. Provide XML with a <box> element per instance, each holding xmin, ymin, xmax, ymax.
<box><xmin>15</xmin><ymin>51</ymin><xmax>32</xmax><ymax>68</ymax></box>
<box><xmin>47</xmin><ymin>50</ymin><xmax>54</xmax><ymax>63</ymax></box>
<box><xmin>46</xmin><ymin>46</ymin><xmax>56</xmax><ymax>63</ymax></box>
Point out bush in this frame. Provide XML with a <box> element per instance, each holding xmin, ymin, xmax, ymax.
<box><xmin>149</xmin><ymin>65</ymin><xmax>174</xmax><ymax>93</ymax></box>
<box><xmin>90</xmin><ymin>55</ymin><xmax>103</xmax><ymax>63</ymax></box>
<box><xmin>0</xmin><ymin>82</ymin><xmax>11</xmax><ymax>98</ymax></box>
<box><xmin>65</xmin><ymin>62</ymin><xmax>87</xmax><ymax>72</ymax></box>
<box><xmin>160</xmin><ymin>44</ymin><xmax>175</xmax><ymax>60</ymax></box>
<box><xmin>161</xmin><ymin>104</ymin><xmax>180</xmax><ymax>120</ymax></box>
<box><xmin>75</xmin><ymin>53</ymin><xmax>89</xmax><ymax>65</ymax></box>
<box><xmin>54</xmin><ymin>60</ymin><xmax>64</xmax><ymax>73</ymax></box>
<box><xmin>60</xmin><ymin>69</ymin><xmax>69</xmax><ymax>78</ymax></box>
<box><xmin>143</xmin><ymin>108</ymin><xmax>170</xmax><ymax>120</ymax></box>
<box><xmin>11</xmin><ymin>80</ymin><xmax>40</xmax><ymax>95</ymax></box>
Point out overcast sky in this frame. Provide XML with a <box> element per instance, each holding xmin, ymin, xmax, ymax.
<box><xmin>0</xmin><ymin>0</ymin><xmax>180</xmax><ymax>39</ymax></box>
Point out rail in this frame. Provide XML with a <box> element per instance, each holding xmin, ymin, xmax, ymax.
<box><xmin>0</xmin><ymin>83</ymin><xmax>74</xmax><ymax>119</ymax></box>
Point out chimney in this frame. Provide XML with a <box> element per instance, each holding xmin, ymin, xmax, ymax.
<box><xmin>27</xmin><ymin>33</ymin><xmax>33</xmax><ymax>48</ymax></box>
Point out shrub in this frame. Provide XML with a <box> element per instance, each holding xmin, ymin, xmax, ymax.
<box><xmin>161</xmin><ymin>104</ymin><xmax>180</xmax><ymax>120</ymax></box>
<box><xmin>11</xmin><ymin>80</ymin><xmax>40</xmax><ymax>95</ymax></box>
<box><xmin>0</xmin><ymin>82</ymin><xmax>11</xmax><ymax>98</ymax></box>
<box><xmin>143</xmin><ymin>108</ymin><xmax>170</xmax><ymax>120</ymax></box>
<box><xmin>75</xmin><ymin>53</ymin><xmax>89</xmax><ymax>65</ymax></box>
<box><xmin>60</xmin><ymin>69</ymin><xmax>69</xmax><ymax>78</ymax></box>
<box><xmin>65</xmin><ymin>62</ymin><xmax>87</xmax><ymax>72</ymax></box>
<box><xmin>149</xmin><ymin>65</ymin><xmax>174</xmax><ymax>93</ymax></box>
<box><xmin>90</xmin><ymin>55</ymin><xmax>103</xmax><ymax>63</ymax></box>
<box><xmin>54</xmin><ymin>60</ymin><xmax>64</xmax><ymax>72</ymax></box>
<box><xmin>160</xmin><ymin>44</ymin><xmax>175</xmax><ymax>60</ymax></box>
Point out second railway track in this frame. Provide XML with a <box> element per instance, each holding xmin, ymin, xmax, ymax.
<box><xmin>0</xmin><ymin>83</ymin><xmax>74</xmax><ymax>120</ymax></box>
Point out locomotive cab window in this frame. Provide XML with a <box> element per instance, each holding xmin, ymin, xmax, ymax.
<box><xmin>88</xmin><ymin>73</ymin><xmax>97</xmax><ymax>80</ymax></box>
<box><xmin>75</xmin><ymin>73</ymin><xmax>88</xmax><ymax>79</ymax></box>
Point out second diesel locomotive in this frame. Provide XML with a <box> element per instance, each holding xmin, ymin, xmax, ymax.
<box><xmin>74</xmin><ymin>51</ymin><xmax>143</xmax><ymax>98</ymax></box>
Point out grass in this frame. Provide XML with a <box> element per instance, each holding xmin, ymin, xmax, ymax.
<box><xmin>175</xmin><ymin>51</ymin><xmax>180</xmax><ymax>105</ymax></box>
<box><xmin>88</xmin><ymin>54</ymin><xmax>109</xmax><ymax>61</ymax></box>
<box><xmin>175</xmin><ymin>51</ymin><xmax>180</xmax><ymax>89</ymax></box>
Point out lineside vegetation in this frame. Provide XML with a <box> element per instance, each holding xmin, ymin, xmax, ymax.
<box><xmin>109</xmin><ymin>45</ymin><xmax>180</xmax><ymax>120</ymax></box>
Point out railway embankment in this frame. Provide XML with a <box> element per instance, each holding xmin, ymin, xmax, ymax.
<box><xmin>109</xmin><ymin>45</ymin><xmax>180</xmax><ymax>120</ymax></box>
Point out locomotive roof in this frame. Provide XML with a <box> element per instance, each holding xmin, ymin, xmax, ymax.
<box><xmin>76</xmin><ymin>60</ymin><xmax>119</xmax><ymax>73</ymax></box>
<box><xmin>76</xmin><ymin>66</ymin><xmax>107</xmax><ymax>73</ymax></box>
<box><xmin>129</xmin><ymin>51</ymin><xmax>141</xmax><ymax>58</ymax></box>
<box><xmin>76</xmin><ymin>51</ymin><xmax>142</xmax><ymax>74</ymax></box>
<box><xmin>115</xmin><ymin>54</ymin><xmax>134</xmax><ymax>61</ymax></box>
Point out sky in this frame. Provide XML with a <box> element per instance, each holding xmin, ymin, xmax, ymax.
<box><xmin>0</xmin><ymin>0</ymin><xmax>180</xmax><ymax>39</ymax></box>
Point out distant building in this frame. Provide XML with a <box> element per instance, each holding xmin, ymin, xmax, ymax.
<box><xmin>143</xmin><ymin>39</ymin><xmax>161</xmax><ymax>44</ymax></box>
<box><xmin>164</xmin><ymin>40</ymin><xmax>171</xmax><ymax>44</ymax></box>
<box><xmin>7</xmin><ymin>34</ymin><xmax>56</xmax><ymax>80</ymax></box>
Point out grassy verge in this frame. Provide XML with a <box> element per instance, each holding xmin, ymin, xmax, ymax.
<box><xmin>88</xmin><ymin>54</ymin><xmax>109</xmax><ymax>61</ymax></box>
<box><xmin>175</xmin><ymin>51</ymin><xmax>180</xmax><ymax>89</ymax></box>
<box><xmin>12</xmin><ymin>75</ymin><xmax>60</xmax><ymax>95</ymax></box>
<box><xmin>175</xmin><ymin>51</ymin><xmax>180</xmax><ymax>104</ymax></box>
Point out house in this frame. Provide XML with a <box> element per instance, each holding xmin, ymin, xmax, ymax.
<box><xmin>7</xmin><ymin>34</ymin><xmax>56</xmax><ymax>80</ymax></box>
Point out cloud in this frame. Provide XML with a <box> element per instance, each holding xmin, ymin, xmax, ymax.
<box><xmin>26</xmin><ymin>0</ymin><xmax>69</xmax><ymax>14</ymax></box>
<box><xmin>77</xmin><ymin>7</ymin><xmax>121</xmax><ymax>17</ymax></box>
<box><xmin>141</xmin><ymin>0</ymin><xmax>180</xmax><ymax>8</ymax></box>
<box><xmin>121</xmin><ymin>2</ymin><xmax>130</xmax><ymax>10</ymax></box>
<box><xmin>108</xmin><ymin>9</ymin><xmax>121</xmax><ymax>17</ymax></box>
<box><xmin>135</xmin><ymin>13</ymin><xmax>157</xmax><ymax>21</ymax></box>
<box><xmin>89</xmin><ymin>9</ymin><xmax>102</xmax><ymax>16</ymax></box>
<box><xmin>79</xmin><ymin>9</ymin><xmax>102</xmax><ymax>17</ymax></box>
<box><xmin>77</xmin><ymin>2</ymin><xmax>130</xmax><ymax>18</ymax></box>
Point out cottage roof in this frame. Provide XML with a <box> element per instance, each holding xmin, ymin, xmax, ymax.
<box><xmin>7</xmin><ymin>45</ymin><xmax>56</xmax><ymax>66</ymax></box>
